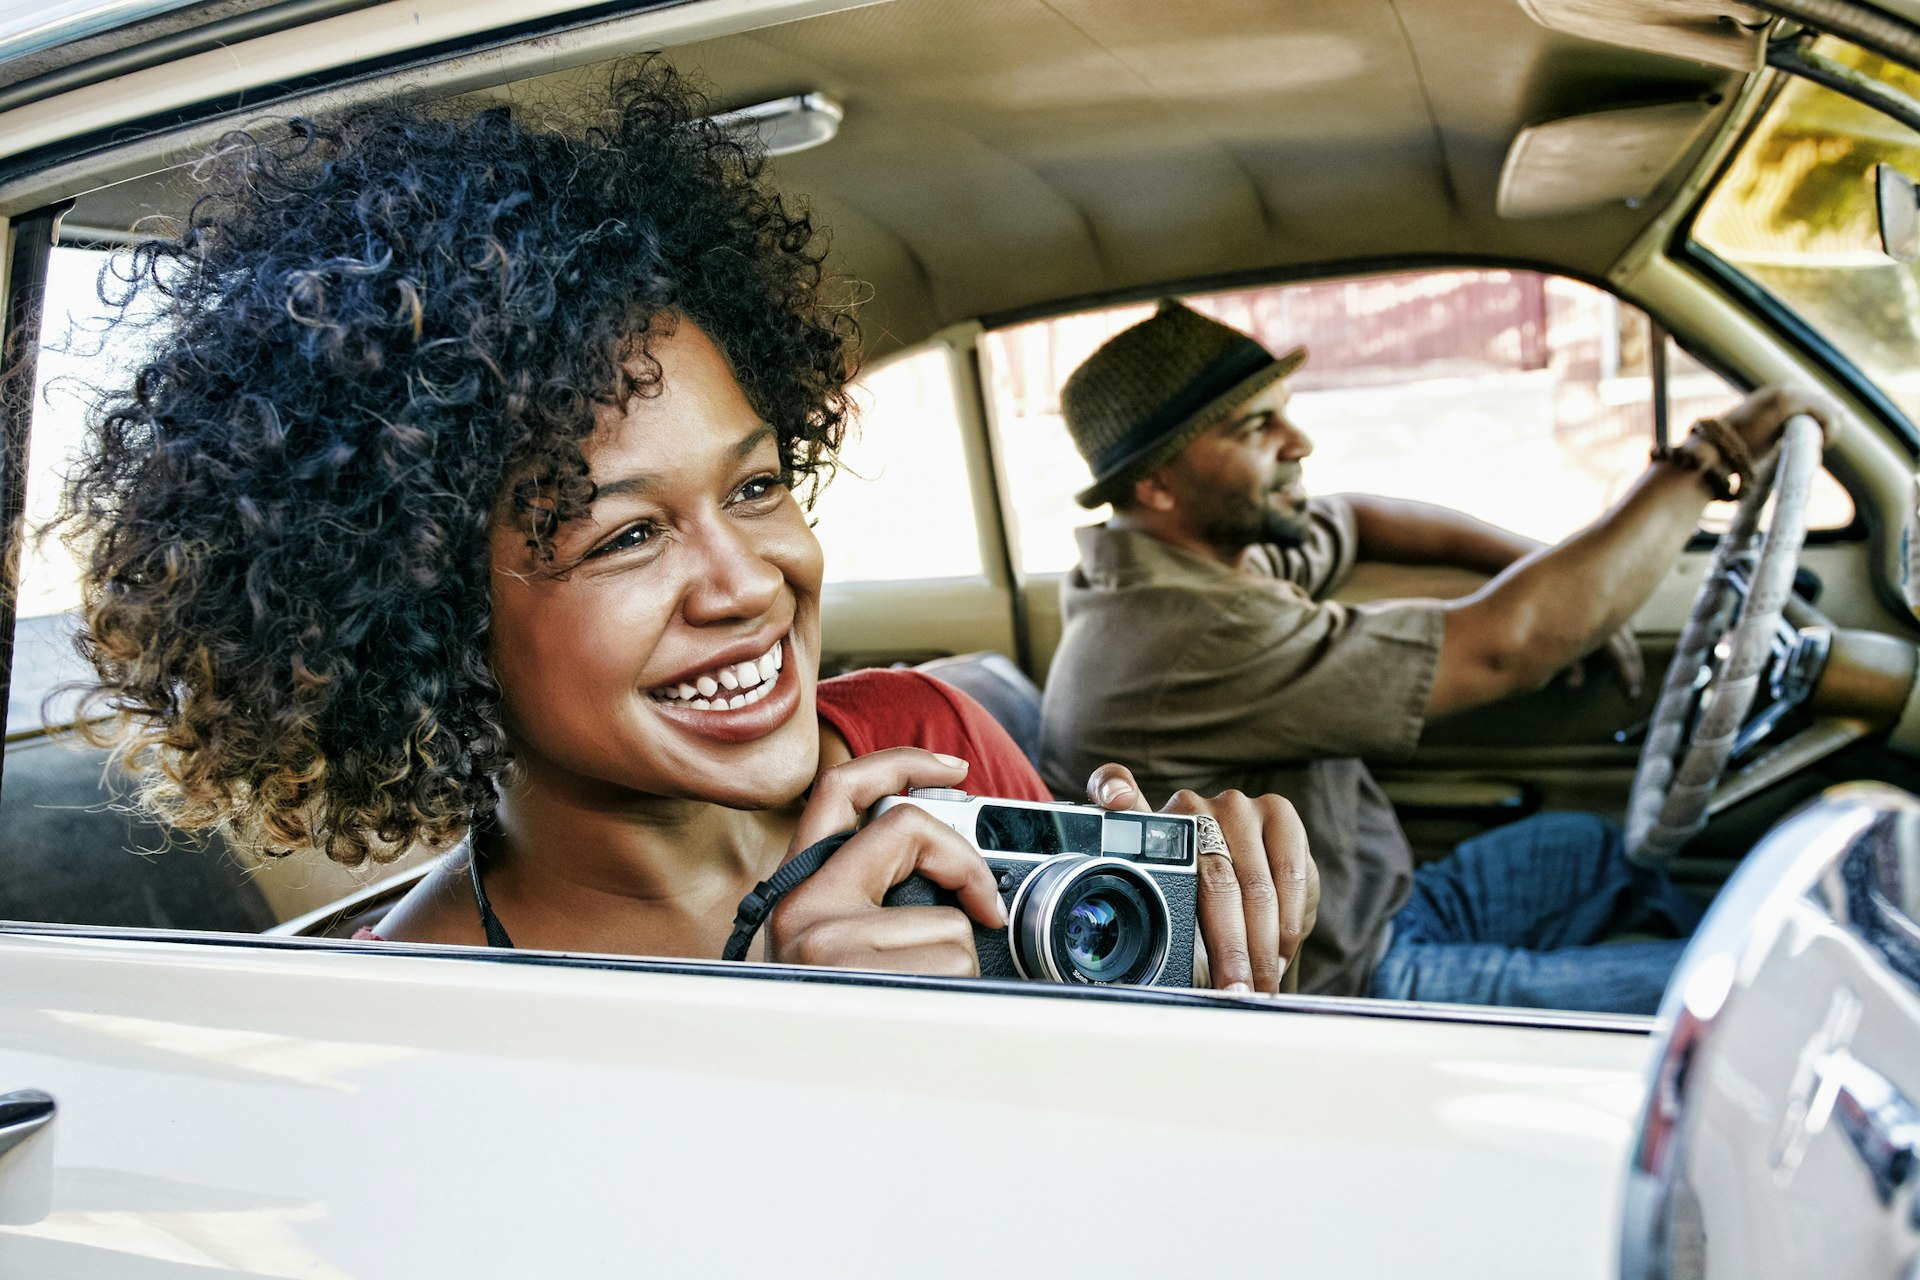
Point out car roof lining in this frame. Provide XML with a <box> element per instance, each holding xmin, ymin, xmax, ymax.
<box><xmin>46</xmin><ymin>0</ymin><xmax>1745</xmax><ymax>356</ymax></box>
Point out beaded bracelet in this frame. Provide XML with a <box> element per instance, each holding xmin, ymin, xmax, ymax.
<box><xmin>1693</xmin><ymin>415</ymin><xmax>1758</xmax><ymax>485</ymax></box>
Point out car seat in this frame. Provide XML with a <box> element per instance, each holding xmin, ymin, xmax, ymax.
<box><xmin>913</xmin><ymin>652</ymin><xmax>1043</xmax><ymax>768</ymax></box>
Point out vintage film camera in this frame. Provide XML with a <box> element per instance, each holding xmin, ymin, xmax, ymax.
<box><xmin>873</xmin><ymin>789</ymin><xmax>1198</xmax><ymax>988</ymax></box>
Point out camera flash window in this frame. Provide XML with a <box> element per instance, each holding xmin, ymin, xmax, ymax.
<box><xmin>1102</xmin><ymin>820</ymin><xmax>1144</xmax><ymax>856</ymax></box>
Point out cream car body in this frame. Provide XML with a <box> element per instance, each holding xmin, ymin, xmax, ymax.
<box><xmin>1</xmin><ymin>1</ymin><xmax>1918</xmax><ymax>1275</ymax></box>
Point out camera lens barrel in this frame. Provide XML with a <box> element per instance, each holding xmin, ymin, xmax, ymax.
<box><xmin>1007</xmin><ymin>856</ymin><xmax>1172</xmax><ymax>986</ymax></box>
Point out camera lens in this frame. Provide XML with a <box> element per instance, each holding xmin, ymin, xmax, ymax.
<box><xmin>1061</xmin><ymin>877</ymin><xmax>1152</xmax><ymax>980</ymax></box>
<box><xmin>1008</xmin><ymin>857</ymin><xmax>1171</xmax><ymax>986</ymax></box>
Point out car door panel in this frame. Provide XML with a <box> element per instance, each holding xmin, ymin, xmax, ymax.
<box><xmin>821</xmin><ymin>579</ymin><xmax>1017</xmax><ymax>675</ymax></box>
<box><xmin>0</xmin><ymin>930</ymin><xmax>1650</xmax><ymax>1278</ymax></box>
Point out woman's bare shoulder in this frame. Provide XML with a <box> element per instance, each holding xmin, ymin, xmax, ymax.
<box><xmin>373</xmin><ymin>852</ymin><xmax>488</xmax><ymax>946</ymax></box>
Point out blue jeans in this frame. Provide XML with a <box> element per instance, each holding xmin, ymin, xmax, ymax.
<box><xmin>1366</xmin><ymin>812</ymin><xmax>1703</xmax><ymax>1014</ymax></box>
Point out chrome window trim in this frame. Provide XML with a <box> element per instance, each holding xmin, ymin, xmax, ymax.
<box><xmin>0</xmin><ymin>919</ymin><xmax>1656</xmax><ymax>1034</ymax></box>
<box><xmin>0</xmin><ymin>0</ymin><xmax>207</xmax><ymax>69</ymax></box>
<box><xmin>0</xmin><ymin>0</ymin><xmax>385</xmax><ymax>115</ymax></box>
<box><xmin>0</xmin><ymin>0</ymin><xmax>875</xmax><ymax>216</ymax></box>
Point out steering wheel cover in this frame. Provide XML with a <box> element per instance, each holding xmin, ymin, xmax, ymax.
<box><xmin>1626</xmin><ymin>415</ymin><xmax>1823</xmax><ymax>867</ymax></box>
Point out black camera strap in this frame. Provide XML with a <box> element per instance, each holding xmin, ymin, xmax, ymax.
<box><xmin>720</xmin><ymin>830</ymin><xmax>855</xmax><ymax>962</ymax></box>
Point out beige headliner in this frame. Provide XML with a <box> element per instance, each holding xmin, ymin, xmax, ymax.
<box><xmin>57</xmin><ymin>0</ymin><xmax>1743</xmax><ymax>355</ymax></box>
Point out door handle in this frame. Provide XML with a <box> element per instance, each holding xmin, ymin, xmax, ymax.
<box><xmin>1828</xmin><ymin>1054</ymin><xmax>1919</xmax><ymax>1206</ymax></box>
<box><xmin>0</xmin><ymin>1090</ymin><xmax>54</xmax><ymax>1160</ymax></box>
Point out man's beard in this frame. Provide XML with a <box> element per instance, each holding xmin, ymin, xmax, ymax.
<box><xmin>1199</xmin><ymin>474</ymin><xmax>1310</xmax><ymax>552</ymax></box>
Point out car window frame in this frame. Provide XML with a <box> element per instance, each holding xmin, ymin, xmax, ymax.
<box><xmin>1670</xmin><ymin>53</ymin><xmax>1920</xmax><ymax>457</ymax></box>
<box><xmin>0</xmin><ymin>915</ymin><xmax>1659</xmax><ymax>1031</ymax></box>
<box><xmin>975</xmin><ymin>255</ymin><xmax>1868</xmax><ymax>573</ymax></box>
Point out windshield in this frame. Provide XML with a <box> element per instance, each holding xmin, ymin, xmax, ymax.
<box><xmin>1693</xmin><ymin>36</ymin><xmax>1920</xmax><ymax>427</ymax></box>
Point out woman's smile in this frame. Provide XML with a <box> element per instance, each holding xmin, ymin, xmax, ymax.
<box><xmin>646</xmin><ymin>633</ymin><xmax>804</xmax><ymax>744</ymax></box>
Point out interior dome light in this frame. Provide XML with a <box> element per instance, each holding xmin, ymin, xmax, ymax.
<box><xmin>711</xmin><ymin>92</ymin><xmax>843</xmax><ymax>156</ymax></box>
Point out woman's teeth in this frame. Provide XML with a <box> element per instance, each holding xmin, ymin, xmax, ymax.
<box><xmin>650</xmin><ymin>641</ymin><xmax>785</xmax><ymax>711</ymax></box>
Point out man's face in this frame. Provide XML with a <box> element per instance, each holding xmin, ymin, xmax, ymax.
<box><xmin>1159</xmin><ymin>382</ymin><xmax>1314</xmax><ymax>553</ymax></box>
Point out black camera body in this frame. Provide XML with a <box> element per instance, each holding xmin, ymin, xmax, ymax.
<box><xmin>873</xmin><ymin>789</ymin><xmax>1198</xmax><ymax>988</ymax></box>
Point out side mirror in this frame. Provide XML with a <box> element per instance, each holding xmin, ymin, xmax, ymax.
<box><xmin>1620</xmin><ymin>784</ymin><xmax>1920</xmax><ymax>1279</ymax></box>
<box><xmin>1876</xmin><ymin>163</ymin><xmax>1920</xmax><ymax>262</ymax></box>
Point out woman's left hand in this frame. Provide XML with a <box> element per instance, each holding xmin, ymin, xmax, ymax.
<box><xmin>1086</xmin><ymin>763</ymin><xmax>1317</xmax><ymax>994</ymax></box>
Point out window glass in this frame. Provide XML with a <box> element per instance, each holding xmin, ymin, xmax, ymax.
<box><xmin>3</xmin><ymin>246</ymin><xmax>301</xmax><ymax>934</ymax></box>
<box><xmin>810</xmin><ymin>345</ymin><xmax>982</xmax><ymax>582</ymax></box>
<box><xmin>9</xmin><ymin>246</ymin><xmax>137</xmax><ymax>735</ymax></box>
<box><xmin>984</xmin><ymin>269</ymin><xmax>1854</xmax><ymax>576</ymax></box>
<box><xmin>18</xmin><ymin>248</ymin><xmax>123</xmax><ymax>616</ymax></box>
<box><xmin>1694</xmin><ymin>37</ymin><xmax>1920</xmax><ymax>425</ymax></box>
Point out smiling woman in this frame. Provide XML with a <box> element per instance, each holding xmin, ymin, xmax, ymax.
<box><xmin>47</xmin><ymin>55</ymin><xmax>1315</xmax><ymax>985</ymax></box>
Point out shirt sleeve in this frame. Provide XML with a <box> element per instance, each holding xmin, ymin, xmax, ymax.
<box><xmin>816</xmin><ymin>669</ymin><xmax>1051</xmax><ymax>801</ymax></box>
<box><xmin>1154</xmin><ymin>585</ymin><xmax>1446</xmax><ymax>766</ymax></box>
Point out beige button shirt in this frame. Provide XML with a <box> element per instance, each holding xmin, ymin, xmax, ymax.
<box><xmin>1039</xmin><ymin>496</ymin><xmax>1446</xmax><ymax>996</ymax></box>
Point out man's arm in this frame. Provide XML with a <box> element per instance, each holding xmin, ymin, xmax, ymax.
<box><xmin>1342</xmin><ymin>493</ymin><xmax>1541</xmax><ymax>575</ymax></box>
<box><xmin>1425</xmin><ymin>386</ymin><xmax>1840</xmax><ymax>718</ymax></box>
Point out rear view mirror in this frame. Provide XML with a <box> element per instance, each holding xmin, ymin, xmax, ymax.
<box><xmin>1875</xmin><ymin>163</ymin><xmax>1920</xmax><ymax>262</ymax></box>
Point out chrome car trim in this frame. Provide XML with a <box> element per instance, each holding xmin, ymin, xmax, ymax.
<box><xmin>0</xmin><ymin>0</ymin><xmax>383</xmax><ymax>115</ymax></box>
<box><xmin>1826</xmin><ymin>1045</ymin><xmax>1920</xmax><ymax>1205</ymax></box>
<box><xmin>1621</xmin><ymin>782</ymin><xmax>1920</xmax><ymax>1280</ymax></box>
<box><xmin>0</xmin><ymin>920</ymin><xmax>1655</xmax><ymax>1033</ymax></box>
<box><xmin>0</xmin><ymin>0</ymin><xmax>872</xmax><ymax>213</ymax></box>
<box><xmin>0</xmin><ymin>0</ymin><xmax>205</xmax><ymax>70</ymax></box>
<box><xmin>0</xmin><ymin>1088</ymin><xmax>54</xmax><ymax>1160</ymax></box>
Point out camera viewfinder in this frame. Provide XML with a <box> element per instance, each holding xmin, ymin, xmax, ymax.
<box><xmin>1135</xmin><ymin>818</ymin><xmax>1189</xmax><ymax>863</ymax></box>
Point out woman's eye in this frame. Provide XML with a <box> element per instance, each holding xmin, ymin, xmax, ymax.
<box><xmin>590</xmin><ymin>520</ymin><xmax>659</xmax><ymax>558</ymax></box>
<box><xmin>735</xmin><ymin>473</ymin><xmax>787</xmax><ymax>504</ymax></box>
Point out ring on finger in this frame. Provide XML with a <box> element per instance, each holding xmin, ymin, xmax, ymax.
<box><xmin>1194</xmin><ymin>814</ymin><xmax>1232</xmax><ymax>863</ymax></box>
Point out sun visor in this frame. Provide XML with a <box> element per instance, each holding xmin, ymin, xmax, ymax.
<box><xmin>1497</xmin><ymin>99</ymin><xmax>1723</xmax><ymax>219</ymax></box>
<box><xmin>1517</xmin><ymin>0</ymin><xmax>1767</xmax><ymax>71</ymax></box>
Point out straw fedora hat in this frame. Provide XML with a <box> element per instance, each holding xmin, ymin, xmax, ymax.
<box><xmin>1063</xmin><ymin>300</ymin><xmax>1307</xmax><ymax>508</ymax></box>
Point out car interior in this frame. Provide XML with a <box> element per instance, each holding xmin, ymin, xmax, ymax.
<box><xmin>7</xmin><ymin>0</ymin><xmax>1920</xmax><ymax>998</ymax></box>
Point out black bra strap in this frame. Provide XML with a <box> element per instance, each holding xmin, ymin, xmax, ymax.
<box><xmin>469</xmin><ymin>851</ymin><xmax>515</xmax><ymax>949</ymax></box>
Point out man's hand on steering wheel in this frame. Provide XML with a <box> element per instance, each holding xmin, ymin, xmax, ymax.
<box><xmin>1715</xmin><ymin>385</ymin><xmax>1845</xmax><ymax>465</ymax></box>
<box><xmin>1085</xmin><ymin>764</ymin><xmax>1317</xmax><ymax>994</ymax></box>
<box><xmin>1627</xmin><ymin>383</ymin><xmax>1847</xmax><ymax>865</ymax></box>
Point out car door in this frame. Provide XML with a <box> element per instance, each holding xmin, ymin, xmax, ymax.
<box><xmin>0</xmin><ymin>923</ymin><xmax>1661</xmax><ymax>1279</ymax></box>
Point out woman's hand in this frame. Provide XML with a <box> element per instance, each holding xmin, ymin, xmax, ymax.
<box><xmin>764</xmin><ymin>748</ymin><xmax>1006</xmax><ymax>975</ymax></box>
<box><xmin>1087</xmin><ymin>764</ymin><xmax>1317</xmax><ymax>994</ymax></box>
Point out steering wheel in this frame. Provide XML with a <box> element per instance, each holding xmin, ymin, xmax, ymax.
<box><xmin>1625</xmin><ymin>414</ymin><xmax>1824</xmax><ymax>868</ymax></box>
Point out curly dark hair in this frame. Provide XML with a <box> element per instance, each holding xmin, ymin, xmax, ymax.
<box><xmin>54</xmin><ymin>58</ymin><xmax>858</xmax><ymax>865</ymax></box>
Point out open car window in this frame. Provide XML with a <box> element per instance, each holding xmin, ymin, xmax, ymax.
<box><xmin>3</xmin><ymin>248</ymin><xmax>990</xmax><ymax>935</ymax></box>
<box><xmin>811</xmin><ymin>346</ymin><xmax>983</xmax><ymax>584</ymax></box>
<box><xmin>984</xmin><ymin>268</ymin><xmax>1857</xmax><ymax>577</ymax></box>
<box><xmin>1692</xmin><ymin>36</ymin><xmax>1920</xmax><ymax>430</ymax></box>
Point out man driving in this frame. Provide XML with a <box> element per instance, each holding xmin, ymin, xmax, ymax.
<box><xmin>1039</xmin><ymin>300</ymin><xmax>1838</xmax><ymax>1012</ymax></box>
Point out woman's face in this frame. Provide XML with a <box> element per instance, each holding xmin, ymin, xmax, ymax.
<box><xmin>488</xmin><ymin>319</ymin><xmax>827</xmax><ymax>810</ymax></box>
